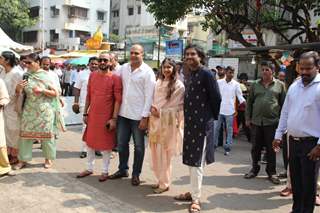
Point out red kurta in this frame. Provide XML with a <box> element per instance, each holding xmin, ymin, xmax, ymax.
<box><xmin>83</xmin><ymin>71</ymin><xmax>122</xmax><ymax>151</ymax></box>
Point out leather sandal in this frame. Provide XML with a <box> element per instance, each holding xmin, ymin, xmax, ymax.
<box><xmin>151</xmin><ymin>184</ymin><xmax>159</xmax><ymax>189</ymax></box>
<box><xmin>153</xmin><ymin>187</ymin><xmax>169</xmax><ymax>194</ymax></box>
<box><xmin>99</xmin><ymin>173</ymin><xmax>109</xmax><ymax>182</ymax></box>
<box><xmin>174</xmin><ymin>192</ymin><xmax>192</xmax><ymax>201</ymax></box>
<box><xmin>76</xmin><ymin>170</ymin><xmax>93</xmax><ymax>178</ymax></box>
<box><xmin>13</xmin><ymin>162</ymin><xmax>26</xmax><ymax>170</ymax></box>
<box><xmin>189</xmin><ymin>200</ymin><xmax>201</xmax><ymax>213</ymax></box>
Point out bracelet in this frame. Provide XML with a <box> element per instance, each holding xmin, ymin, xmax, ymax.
<box><xmin>111</xmin><ymin>117</ymin><xmax>117</xmax><ymax>120</ymax></box>
<box><xmin>83</xmin><ymin>113</ymin><xmax>88</xmax><ymax>116</ymax></box>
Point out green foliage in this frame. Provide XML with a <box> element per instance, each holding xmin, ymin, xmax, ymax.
<box><xmin>108</xmin><ymin>33</ymin><xmax>124</xmax><ymax>43</ymax></box>
<box><xmin>0</xmin><ymin>0</ymin><xmax>36</xmax><ymax>40</ymax></box>
<box><xmin>143</xmin><ymin>0</ymin><xmax>320</xmax><ymax>47</ymax></box>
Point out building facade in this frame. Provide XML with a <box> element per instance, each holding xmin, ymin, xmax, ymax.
<box><xmin>24</xmin><ymin>0</ymin><xmax>110</xmax><ymax>50</ymax></box>
<box><xmin>110</xmin><ymin>0</ymin><xmax>156</xmax><ymax>36</ymax></box>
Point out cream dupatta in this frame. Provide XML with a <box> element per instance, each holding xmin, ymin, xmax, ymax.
<box><xmin>148</xmin><ymin>79</ymin><xmax>185</xmax><ymax>155</ymax></box>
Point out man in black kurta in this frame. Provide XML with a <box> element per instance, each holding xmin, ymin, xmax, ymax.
<box><xmin>175</xmin><ymin>45</ymin><xmax>221</xmax><ymax>213</ymax></box>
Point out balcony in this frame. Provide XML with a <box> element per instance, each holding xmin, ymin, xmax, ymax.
<box><xmin>64</xmin><ymin>0</ymin><xmax>90</xmax><ymax>9</ymax></box>
<box><xmin>64</xmin><ymin>21</ymin><xmax>90</xmax><ymax>32</ymax></box>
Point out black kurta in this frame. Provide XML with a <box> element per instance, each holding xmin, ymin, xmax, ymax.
<box><xmin>183</xmin><ymin>67</ymin><xmax>221</xmax><ymax>167</ymax></box>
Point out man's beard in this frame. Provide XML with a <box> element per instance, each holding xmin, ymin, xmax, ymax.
<box><xmin>99</xmin><ymin>64</ymin><xmax>109</xmax><ymax>71</ymax></box>
<box><xmin>301</xmin><ymin>74</ymin><xmax>315</xmax><ymax>85</ymax></box>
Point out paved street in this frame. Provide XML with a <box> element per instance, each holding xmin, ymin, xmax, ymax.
<box><xmin>0</xmin><ymin>125</ymin><xmax>312</xmax><ymax>213</ymax></box>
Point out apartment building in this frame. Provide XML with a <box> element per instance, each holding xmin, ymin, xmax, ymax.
<box><xmin>23</xmin><ymin>0</ymin><xmax>110</xmax><ymax>50</ymax></box>
<box><xmin>110</xmin><ymin>0</ymin><xmax>156</xmax><ymax>36</ymax></box>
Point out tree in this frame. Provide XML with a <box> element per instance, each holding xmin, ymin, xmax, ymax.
<box><xmin>108</xmin><ymin>33</ymin><xmax>124</xmax><ymax>43</ymax></box>
<box><xmin>0</xmin><ymin>0</ymin><xmax>36</xmax><ymax>41</ymax></box>
<box><xmin>143</xmin><ymin>0</ymin><xmax>320</xmax><ymax>47</ymax></box>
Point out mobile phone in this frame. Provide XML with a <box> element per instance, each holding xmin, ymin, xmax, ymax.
<box><xmin>106</xmin><ymin>123</ymin><xmax>110</xmax><ymax>130</ymax></box>
<box><xmin>23</xmin><ymin>74</ymin><xmax>29</xmax><ymax>81</ymax></box>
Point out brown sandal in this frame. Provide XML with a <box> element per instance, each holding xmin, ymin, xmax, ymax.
<box><xmin>98</xmin><ymin>173</ymin><xmax>108</xmax><ymax>182</ymax></box>
<box><xmin>189</xmin><ymin>200</ymin><xmax>201</xmax><ymax>213</ymax></box>
<box><xmin>153</xmin><ymin>187</ymin><xmax>169</xmax><ymax>194</ymax></box>
<box><xmin>174</xmin><ymin>192</ymin><xmax>192</xmax><ymax>201</ymax></box>
<box><xmin>151</xmin><ymin>184</ymin><xmax>159</xmax><ymax>189</ymax></box>
<box><xmin>76</xmin><ymin>170</ymin><xmax>93</xmax><ymax>178</ymax></box>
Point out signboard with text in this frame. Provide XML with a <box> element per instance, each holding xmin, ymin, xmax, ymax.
<box><xmin>165</xmin><ymin>39</ymin><xmax>183</xmax><ymax>61</ymax></box>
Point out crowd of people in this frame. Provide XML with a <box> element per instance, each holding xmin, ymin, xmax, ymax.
<box><xmin>0</xmin><ymin>44</ymin><xmax>319</xmax><ymax>213</ymax></box>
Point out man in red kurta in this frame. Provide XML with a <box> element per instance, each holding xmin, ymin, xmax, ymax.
<box><xmin>77</xmin><ymin>52</ymin><xmax>122</xmax><ymax>182</ymax></box>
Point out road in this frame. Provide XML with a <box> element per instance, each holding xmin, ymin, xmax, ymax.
<box><xmin>0</xmin><ymin>125</ymin><xmax>303</xmax><ymax>212</ymax></box>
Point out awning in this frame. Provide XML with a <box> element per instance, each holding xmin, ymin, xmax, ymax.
<box><xmin>230</xmin><ymin>42</ymin><xmax>320</xmax><ymax>53</ymax></box>
<box><xmin>0</xmin><ymin>28</ymin><xmax>33</xmax><ymax>52</ymax></box>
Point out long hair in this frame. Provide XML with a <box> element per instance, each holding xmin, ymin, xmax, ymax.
<box><xmin>158</xmin><ymin>58</ymin><xmax>177</xmax><ymax>100</ymax></box>
<box><xmin>1</xmin><ymin>51</ymin><xmax>17</xmax><ymax>67</ymax></box>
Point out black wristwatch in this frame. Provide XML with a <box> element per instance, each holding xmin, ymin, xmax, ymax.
<box><xmin>83</xmin><ymin>113</ymin><xmax>88</xmax><ymax>117</ymax></box>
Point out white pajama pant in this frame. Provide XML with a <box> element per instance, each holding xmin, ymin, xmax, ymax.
<box><xmin>189</xmin><ymin>138</ymin><xmax>207</xmax><ymax>201</ymax></box>
<box><xmin>87</xmin><ymin>147</ymin><xmax>111</xmax><ymax>174</ymax></box>
<box><xmin>80</xmin><ymin>106</ymin><xmax>87</xmax><ymax>152</ymax></box>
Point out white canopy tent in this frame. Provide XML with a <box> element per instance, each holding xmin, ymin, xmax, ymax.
<box><xmin>0</xmin><ymin>28</ymin><xmax>33</xmax><ymax>53</ymax></box>
<box><xmin>0</xmin><ymin>47</ymin><xmax>20</xmax><ymax>58</ymax></box>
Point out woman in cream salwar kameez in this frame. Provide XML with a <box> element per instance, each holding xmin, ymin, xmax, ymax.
<box><xmin>14</xmin><ymin>53</ymin><xmax>65</xmax><ymax>170</ymax></box>
<box><xmin>0</xmin><ymin>78</ymin><xmax>14</xmax><ymax>176</ymax></box>
<box><xmin>0</xmin><ymin>51</ymin><xmax>23</xmax><ymax>165</ymax></box>
<box><xmin>149</xmin><ymin>58</ymin><xmax>185</xmax><ymax>193</ymax></box>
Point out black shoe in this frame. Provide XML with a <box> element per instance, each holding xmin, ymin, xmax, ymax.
<box><xmin>268</xmin><ymin>175</ymin><xmax>281</xmax><ymax>185</ymax></box>
<box><xmin>80</xmin><ymin>152</ymin><xmax>87</xmax><ymax>158</ymax></box>
<box><xmin>278</xmin><ymin>171</ymin><xmax>287</xmax><ymax>179</ymax></box>
<box><xmin>95</xmin><ymin>151</ymin><xmax>102</xmax><ymax>156</ymax></box>
<box><xmin>131</xmin><ymin>176</ymin><xmax>140</xmax><ymax>186</ymax></box>
<box><xmin>109</xmin><ymin>170</ymin><xmax>129</xmax><ymax>179</ymax></box>
<box><xmin>244</xmin><ymin>171</ymin><xmax>258</xmax><ymax>179</ymax></box>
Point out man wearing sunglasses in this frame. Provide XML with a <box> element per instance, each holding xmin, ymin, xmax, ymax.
<box><xmin>77</xmin><ymin>53</ymin><xmax>122</xmax><ymax>182</ymax></box>
<box><xmin>109</xmin><ymin>44</ymin><xmax>156</xmax><ymax>186</ymax></box>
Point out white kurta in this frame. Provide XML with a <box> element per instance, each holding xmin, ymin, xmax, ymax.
<box><xmin>0</xmin><ymin>66</ymin><xmax>23</xmax><ymax>148</ymax></box>
<box><xmin>0</xmin><ymin>79</ymin><xmax>10</xmax><ymax>147</ymax></box>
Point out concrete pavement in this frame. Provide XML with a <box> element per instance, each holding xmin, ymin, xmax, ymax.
<box><xmin>0</xmin><ymin>125</ymin><xmax>311</xmax><ymax>212</ymax></box>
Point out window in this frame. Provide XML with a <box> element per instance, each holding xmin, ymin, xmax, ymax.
<box><xmin>29</xmin><ymin>6</ymin><xmax>39</xmax><ymax>18</ymax></box>
<box><xmin>23</xmin><ymin>31</ymin><xmax>38</xmax><ymax>43</ymax></box>
<box><xmin>50</xmin><ymin>30</ymin><xmax>59</xmax><ymax>42</ymax></box>
<box><xmin>97</xmin><ymin>11</ymin><xmax>105</xmax><ymax>21</ymax></box>
<box><xmin>137</xmin><ymin>6</ymin><xmax>141</xmax><ymax>15</ymax></box>
<box><xmin>112</xmin><ymin>10</ymin><xmax>119</xmax><ymax>17</ymax></box>
<box><xmin>50</xmin><ymin>6</ymin><xmax>60</xmax><ymax>17</ymax></box>
<box><xmin>128</xmin><ymin>7</ymin><xmax>134</xmax><ymax>16</ymax></box>
<box><xmin>69</xmin><ymin>30</ymin><xmax>73</xmax><ymax>38</ymax></box>
<box><xmin>68</xmin><ymin>6</ymin><xmax>88</xmax><ymax>19</ymax></box>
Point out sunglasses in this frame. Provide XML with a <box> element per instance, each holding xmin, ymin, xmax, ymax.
<box><xmin>99</xmin><ymin>58</ymin><xmax>109</xmax><ymax>62</ymax></box>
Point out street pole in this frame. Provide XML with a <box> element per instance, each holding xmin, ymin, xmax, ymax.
<box><xmin>41</xmin><ymin>0</ymin><xmax>45</xmax><ymax>52</ymax></box>
<box><xmin>157</xmin><ymin>25</ymin><xmax>161</xmax><ymax>68</ymax></box>
<box><xmin>124</xmin><ymin>27</ymin><xmax>127</xmax><ymax>62</ymax></box>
